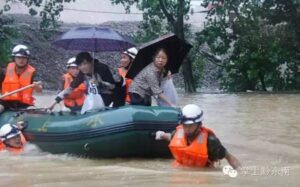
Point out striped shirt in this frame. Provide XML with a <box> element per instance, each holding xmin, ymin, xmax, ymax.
<box><xmin>129</xmin><ymin>63</ymin><xmax>164</xmax><ymax>98</ymax></box>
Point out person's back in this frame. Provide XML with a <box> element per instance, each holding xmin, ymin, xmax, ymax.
<box><xmin>93</xmin><ymin>59</ymin><xmax>126</xmax><ymax>107</ymax></box>
<box><xmin>93</xmin><ymin>59</ymin><xmax>115</xmax><ymax>85</ymax></box>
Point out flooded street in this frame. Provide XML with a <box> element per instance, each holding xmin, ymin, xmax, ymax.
<box><xmin>0</xmin><ymin>93</ymin><xmax>299</xmax><ymax>187</ymax></box>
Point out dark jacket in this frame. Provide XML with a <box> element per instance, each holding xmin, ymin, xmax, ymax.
<box><xmin>70</xmin><ymin>61</ymin><xmax>115</xmax><ymax>92</ymax></box>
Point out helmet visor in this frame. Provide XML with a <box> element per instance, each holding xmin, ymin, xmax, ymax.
<box><xmin>180</xmin><ymin>112</ymin><xmax>203</xmax><ymax>125</ymax></box>
<box><xmin>1</xmin><ymin>126</ymin><xmax>21</xmax><ymax>141</ymax></box>
<box><xmin>12</xmin><ymin>48</ymin><xmax>30</xmax><ymax>57</ymax></box>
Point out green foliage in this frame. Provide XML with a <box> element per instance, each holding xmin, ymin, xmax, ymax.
<box><xmin>198</xmin><ymin>0</ymin><xmax>299</xmax><ymax>91</ymax></box>
<box><xmin>0</xmin><ymin>0</ymin><xmax>76</xmax><ymax>65</ymax></box>
<box><xmin>0</xmin><ymin>14</ymin><xmax>19</xmax><ymax>66</ymax></box>
<box><xmin>112</xmin><ymin>0</ymin><xmax>190</xmax><ymax>42</ymax></box>
<box><xmin>4</xmin><ymin>0</ymin><xmax>76</xmax><ymax>29</ymax></box>
<box><xmin>112</xmin><ymin>0</ymin><xmax>197</xmax><ymax>92</ymax></box>
<box><xmin>132</xmin><ymin>15</ymin><xmax>169</xmax><ymax>44</ymax></box>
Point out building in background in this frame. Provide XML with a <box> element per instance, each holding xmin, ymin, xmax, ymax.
<box><xmin>1</xmin><ymin>0</ymin><xmax>208</xmax><ymax>28</ymax></box>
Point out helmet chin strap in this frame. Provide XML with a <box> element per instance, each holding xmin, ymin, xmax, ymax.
<box><xmin>14</xmin><ymin>57</ymin><xmax>29</xmax><ymax>68</ymax></box>
<box><xmin>15</xmin><ymin>61</ymin><xmax>29</xmax><ymax>70</ymax></box>
<box><xmin>186</xmin><ymin>123</ymin><xmax>202</xmax><ymax>143</ymax></box>
<box><xmin>124</xmin><ymin>60</ymin><xmax>133</xmax><ymax>70</ymax></box>
<box><xmin>16</xmin><ymin>64</ymin><xmax>27</xmax><ymax>69</ymax></box>
<box><xmin>4</xmin><ymin>141</ymin><xmax>23</xmax><ymax>149</ymax></box>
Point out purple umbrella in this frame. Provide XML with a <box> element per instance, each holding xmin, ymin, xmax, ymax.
<box><xmin>52</xmin><ymin>27</ymin><xmax>135</xmax><ymax>52</ymax></box>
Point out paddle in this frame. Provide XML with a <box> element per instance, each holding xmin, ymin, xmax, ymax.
<box><xmin>0</xmin><ymin>82</ymin><xmax>41</xmax><ymax>99</ymax></box>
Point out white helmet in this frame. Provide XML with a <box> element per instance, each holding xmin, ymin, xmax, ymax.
<box><xmin>66</xmin><ymin>57</ymin><xmax>77</xmax><ymax>68</ymax></box>
<box><xmin>12</xmin><ymin>44</ymin><xmax>30</xmax><ymax>58</ymax></box>
<box><xmin>0</xmin><ymin>123</ymin><xmax>21</xmax><ymax>141</ymax></box>
<box><xmin>122</xmin><ymin>47</ymin><xmax>138</xmax><ymax>59</ymax></box>
<box><xmin>180</xmin><ymin>104</ymin><xmax>204</xmax><ymax>125</ymax></box>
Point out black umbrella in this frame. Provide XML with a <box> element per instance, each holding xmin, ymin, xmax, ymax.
<box><xmin>52</xmin><ymin>26</ymin><xmax>134</xmax><ymax>52</ymax></box>
<box><xmin>126</xmin><ymin>33</ymin><xmax>192</xmax><ymax>79</ymax></box>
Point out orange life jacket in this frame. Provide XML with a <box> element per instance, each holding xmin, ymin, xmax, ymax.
<box><xmin>0</xmin><ymin>141</ymin><xmax>5</xmax><ymax>151</ymax></box>
<box><xmin>169</xmin><ymin>125</ymin><xmax>215</xmax><ymax>167</ymax></box>
<box><xmin>0</xmin><ymin>134</ymin><xmax>27</xmax><ymax>154</ymax></box>
<box><xmin>63</xmin><ymin>73</ymin><xmax>86</xmax><ymax>107</ymax></box>
<box><xmin>1</xmin><ymin>62</ymin><xmax>35</xmax><ymax>105</ymax></box>
<box><xmin>117</xmin><ymin>68</ymin><xmax>132</xmax><ymax>103</ymax></box>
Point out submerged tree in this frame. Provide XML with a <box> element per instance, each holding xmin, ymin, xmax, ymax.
<box><xmin>197</xmin><ymin>0</ymin><xmax>299</xmax><ymax>91</ymax></box>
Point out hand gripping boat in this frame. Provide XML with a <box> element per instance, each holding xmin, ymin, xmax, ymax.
<box><xmin>0</xmin><ymin>105</ymin><xmax>180</xmax><ymax>158</ymax></box>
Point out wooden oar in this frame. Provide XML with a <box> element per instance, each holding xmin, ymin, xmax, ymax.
<box><xmin>0</xmin><ymin>83</ymin><xmax>38</xmax><ymax>99</ymax></box>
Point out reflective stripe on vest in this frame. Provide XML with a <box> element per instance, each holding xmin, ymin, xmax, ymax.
<box><xmin>117</xmin><ymin>68</ymin><xmax>132</xmax><ymax>103</ymax></box>
<box><xmin>63</xmin><ymin>73</ymin><xmax>86</xmax><ymax>107</ymax></box>
<box><xmin>169</xmin><ymin>125</ymin><xmax>215</xmax><ymax>167</ymax></box>
<box><xmin>1</xmin><ymin>62</ymin><xmax>35</xmax><ymax>105</ymax></box>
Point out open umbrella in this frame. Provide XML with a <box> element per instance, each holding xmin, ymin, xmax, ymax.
<box><xmin>52</xmin><ymin>26</ymin><xmax>134</xmax><ymax>52</ymax></box>
<box><xmin>126</xmin><ymin>33</ymin><xmax>192</xmax><ymax>79</ymax></box>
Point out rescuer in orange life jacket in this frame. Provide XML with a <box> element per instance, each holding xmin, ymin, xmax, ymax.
<box><xmin>60</xmin><ymin>57</ymin><xmax>86</xmax><ymax>113</ymax></box>
<box><xmin>0</xmin><ymin>44</ymin><xmax>42</xmax><ymax>114</ymax></box>
<box><xmin>0</xmin><ymin>122</ymin><xmax>27</xmax><ymax>154</ymax></box>
<box><xmin>155</xmin><ymin>104</ymin><xmax>241</xmax><ymax>169</ymax></box>
<box><xmin>117</xmin><ymin>47</ymin><xmax>138</xmax><ymax>105</ymax></box>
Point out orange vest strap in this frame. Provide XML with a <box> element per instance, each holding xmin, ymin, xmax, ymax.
<box><xmin>117</xmin><ymin>68</ymin><xmax>132</xmax><ymax>103</ymax></box>
<box><xmin>169</xmin><ymin>124</ymin><xmax>213</xmax><ymax>167</ymax></box>
<box><xmin>63</xmin><ymin>73</ymin><xmax>86</xmax><ymax>107</ymax></box>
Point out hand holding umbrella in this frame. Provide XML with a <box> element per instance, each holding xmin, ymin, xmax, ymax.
<box><xmin>126</xmin><ymin>33</ymin><xmax>192</xmax><ymax>79</ymax></box>
<box><xmin>49</xmin><ymin>26</ymin><xmax>135</xmax><ymax>110</ymax></box>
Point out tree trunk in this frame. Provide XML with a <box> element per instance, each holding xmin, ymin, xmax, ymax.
<box><xmin>182</xmin><ymin>55</ymin><xmax>196</xmax><ymax>92</ymax></box>
<box><xmin>259</xmin><ymin>71</ymin><xmax>267</xmax><ymax>91</ymax></box>
<box><xmin>175</xmin><ymin>0</ymin><xmax>196</xmax><ymax>93</ymax></box>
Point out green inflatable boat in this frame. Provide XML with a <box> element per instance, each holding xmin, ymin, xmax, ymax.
<box><xmin>0</xmin><ymin>106</ymin><xmax>180</xmax><ymax>158</ymax></box>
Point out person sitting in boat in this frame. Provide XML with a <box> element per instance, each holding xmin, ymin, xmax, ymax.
<box><xmin>0</xmin><ymin>44</ymin><xmax>42</xmax><ymax>114</ymax></box>
<box><xmin>59</xmin><ymin>57</ymin><xmax>86</xmax><ymax>113</ymax></box>
<box><xmin>49</xmin><ymin>52</ymin><xmax>124</xmax><ymax>110</ymax></box>
<box><xmin>128</xmin><ymin>48</ymin><xmax>175</xmax><ymax>107</ymax></box>
<box><xmin>155</xmin><ymin>104</ymin><xmax>241</xmax><ymax>169</ymax></box>
<box><xmin>117</xmin><ymin>47</ymin><xmax>138</xmax><ymax>105</ymax></box>
<box><xmin>0</xmin><ymin>122</ymin><xmax>27</xmax><ymax>154</ymax></box>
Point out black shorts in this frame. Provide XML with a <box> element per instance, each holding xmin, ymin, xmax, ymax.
<box><xmin>64</xmin><ymin>105</ymin><xmax>82</xmax><ymax>113</ymax></box>
<box><xmin>0</xmin><ymin>100</ymin><xmax>31</xmax><ymax>110</ymax></box>
<box><xmin>129</xmin><ymin>93</ymin><xmax>151</xmax><ymax>106</ymax></box>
